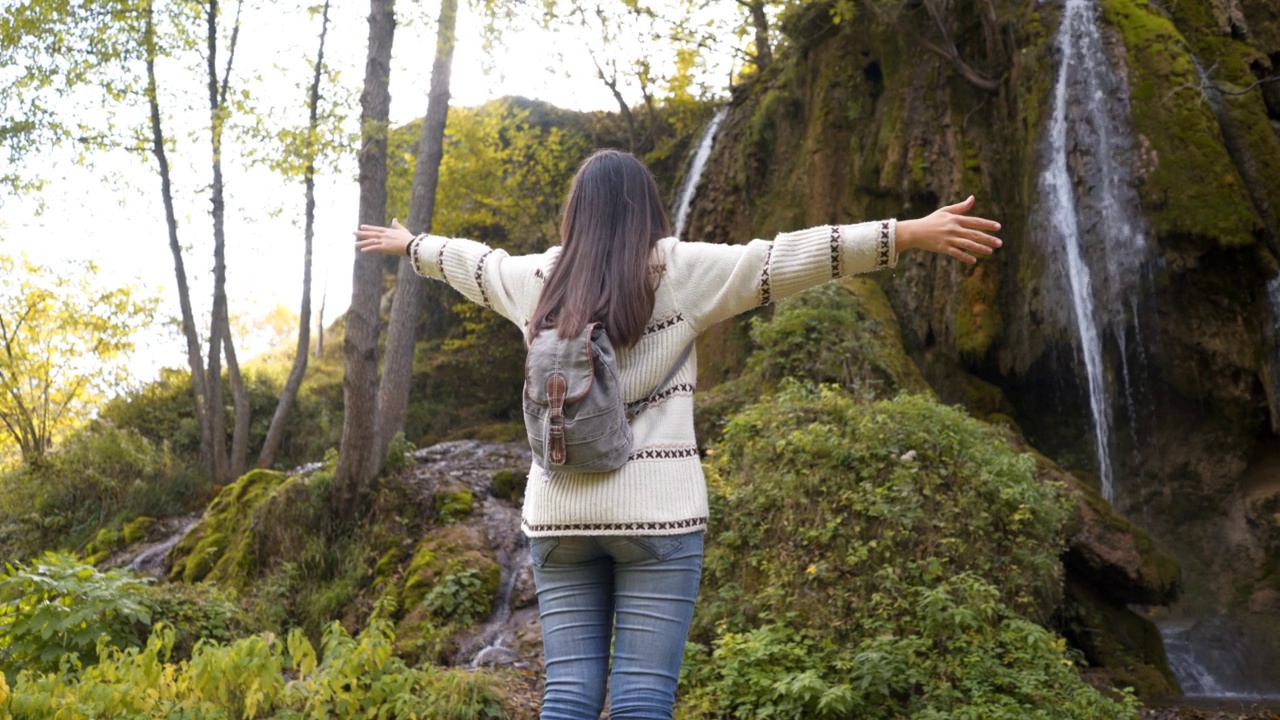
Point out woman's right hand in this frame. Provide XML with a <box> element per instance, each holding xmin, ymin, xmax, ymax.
<box><xmin>353</xmin><ymin>218</ymin><xmax>414</xmax><ymax>255</ymax></box>
<box><xmin>896</xmin><ymin>195</ymin><xmax>1002</xmax><ymax>264</ymax></box>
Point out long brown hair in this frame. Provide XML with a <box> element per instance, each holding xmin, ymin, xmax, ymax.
<box><xmin>528</xmin><ymin>149</ymin><xmax>670</xmax><ymax>348</ymax></box>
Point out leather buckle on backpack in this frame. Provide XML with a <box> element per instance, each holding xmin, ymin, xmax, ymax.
<box><xmin>546</xmin><ymin>373</ymin><xmax>568</xmax><ymax>465</ymax></box>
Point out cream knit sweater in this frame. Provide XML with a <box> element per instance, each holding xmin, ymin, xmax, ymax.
<box><xmin>408</xmin><ymin>220</ymin><xmax>898</xmax><ymax>537</ymax></box>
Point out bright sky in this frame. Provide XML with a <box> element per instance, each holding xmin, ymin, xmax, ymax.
<box><xmin>1</xmin><ymin>0</ymin><xmax>727</xmax><ymax>385</ymax></box>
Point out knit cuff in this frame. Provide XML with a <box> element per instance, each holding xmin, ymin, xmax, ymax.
<box><xmin>836</xmin><ymin>218</ymin><xmax>897</xmax><ymax>275</ymax></box>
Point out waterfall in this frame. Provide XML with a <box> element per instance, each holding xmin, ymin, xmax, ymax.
<box><xmin>1159</xmin><ymin>617</ymin><xmax>1280</xmax><ymax>700</ymax></box>
<box><xmin>672</xmin><ymin>107</ymin><xmax>728</xmax><ymax>240</ymax></box>
<box><xmin>1037</xmin><ymin>0</ymin><xmax>1149</xmax><ymax>502</ymax></box>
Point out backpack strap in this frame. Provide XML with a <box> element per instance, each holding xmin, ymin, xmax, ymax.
<box><xmin>625</xmin><ymin>342</ymin><xmax>695</xmax><ymax>421</ymax></box>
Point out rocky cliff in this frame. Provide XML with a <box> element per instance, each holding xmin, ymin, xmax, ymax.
<box><xmin>683</xmin><ymin>0</ymin><xmax>1280</xmax><ymax>696</ymax></box>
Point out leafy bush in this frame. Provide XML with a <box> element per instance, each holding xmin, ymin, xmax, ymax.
<box><xmin>678</xmin><ymin>383</ymin><xmax>1138</xmax><ymax>718</ymax></box>
<box><xmin>4</xmin><ymin>618</ymin><xmax>506</xmax><ymax>719</ymax></box>
<box><xmin>101</xmin><ymin>365</ymin><xmax>344</xmax><ymax>473</ymax></box>
<box><xmin>0</xmin><ymin>553</ymin><xmax>152</xmax><ymax>674</ymax></box>
<box><xmin>0</xmin><ymin>421</ymin><xmax>202</xmax><ymax>561</ymax></box>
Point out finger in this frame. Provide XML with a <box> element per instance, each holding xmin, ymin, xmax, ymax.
<box><xmin>942</xmin><ymin>195</ymin><xmax>975</xmax><ymax>213</ymax></box>
<box><xmin>391</xmin><ymin>217</ymin><xmax>403</xmax><ymax>228</ymax></box>
<box><xmin>960</xmin><ymin>229</ymin><xmax>1003</xmax><ymax>248</ymax></box>
<box><xmin>945</xmin><ymin>246</ymin><xmax>978</xmax><ymax>264</ymax></box>
<box><xmin>956</xmin><ymin>215</ymin><xmax>1001</xmax><ymax>232</ymax></box>
<box><xmin>955</xmin><ymin>237</ymin><xmax>995</xmax><ymax>256</ymax></box>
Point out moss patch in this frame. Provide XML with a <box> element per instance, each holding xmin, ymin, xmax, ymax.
<box><xmin>434</xmin><ymin>483</ymin><xmax>475</xmax><ymax>524</ymax></box>
<box><xmin>167</xmin><ymin>469</ymin><xmax>287</xmax><ymax>584</ymax></box>
<box><xmin>1099</xmin><ymin>0</ymin><xmax>1261</xmax><ymax>246</ymax></box>
<box><xmin>390</xmin><ymin>525</ymin><xmax>500</xmax><ymax>664</ymax></box>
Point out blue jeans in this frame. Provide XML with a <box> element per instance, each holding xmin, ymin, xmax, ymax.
<box><xmin>531</xmin><ymin>531</ymin><xmax>704</xmax><ymax>720</ymax></box>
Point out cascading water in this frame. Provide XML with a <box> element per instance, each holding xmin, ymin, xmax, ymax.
<box><xmin>1036</xmin><ymin>0</ymin><xmax>1149</xmax><ymax>502</ymax></box>
<box><xmin>672</xmin><ymin>107</ymin><xmax>728</xmax><ymax>240</ymax></box>
<box><xmin>1158</xmin><ymin>617</ymin><xmax>1280</xmax><ymax>701</ymax></box>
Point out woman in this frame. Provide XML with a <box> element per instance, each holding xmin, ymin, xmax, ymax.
<box><xmin>354</xmin><ymin>148</ymin><xmax>1001</xmax><ymax>719</ymax></box>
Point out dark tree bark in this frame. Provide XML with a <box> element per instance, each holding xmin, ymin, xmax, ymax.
<box><xmin>372</xmin><ymin>0</ymin><xmax>458</xmax><ymax>475</ymax></box>
<box><xmin>736</xmin><ymin>0</ymin><xmax>771</xmax><ymax>71</ymax></box>
<box><xmin>334</xmin><ymin>0</ymin><xmax>395</xmax><ymax>522</ymax></box>
<box><xmin>145</xmin><ymin>0</ymin><xmax>213</xmax><ymax>477</ymax></box>
<box><xmin>258</xmin><ymin>0</ymin><xmax>331</xmax><ymax>470</ymax></box>
<box><xmin>592</xmin><ymin>53</ymin><xmax>636</xmax><ymax>151</ymax></box>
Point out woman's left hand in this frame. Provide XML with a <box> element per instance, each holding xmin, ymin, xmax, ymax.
<box><xmin>896</xmin><ymin>195</ymin><xmax>1002</xmax><ymax>265</ymax></box>
<box><xmin>353</xmin><ymin>218</ymin><xmax>414</xmax><ymax>255</ymax></box>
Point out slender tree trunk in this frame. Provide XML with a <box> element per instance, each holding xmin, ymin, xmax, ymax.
<box><xmin>750</xmin><ymin>1</ymin><xmax>771</xmax><ymax>70</ymax></box>
<box><xmin>316</xmin><ymin>284</ymin><xmax>326</xmax><ymax>358</ymax></box>
<box><xmin>257</xmin><ymin>0</ymin><xmax>331</xmax><ymax>469</ymax></box>
<box><xmin>203</xmin><ymin>0</ymin><xmax>233</xmax><ymax>485</ymax></box>
<box><xmin>372</xmin><ymin>0</ymin><xmax>457</xmax><ymax>475</ymax></box>
<box><xmin>145</xmin><ymin>0</ymin><xmax>213</xmax><ymax>478</ymax></box>
<box><xmin>223</xmin><ymin>319</ymin><xmax>250</xmax><ymax>477</ymax></box>
<box><xmin>334</xmin><ymin>0</ymin><xmax>395</xmax><ymax>522</ymax></box>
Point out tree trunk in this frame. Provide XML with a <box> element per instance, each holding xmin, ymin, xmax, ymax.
<box><xmin>223</xmin><ymin>320</ymin><xmax>250</xmax><ymax>478</ymax></box>
<box><xmin>145</xmin><ymin>0</ymin><xmax>213</xmax><ymax>478</ymax></box>
<box><xmin>316</xmin><ymin>285</ymin><xmax>326</xmax><ymax>358</ymax></box>
<box><xmin>372</xmin><ymin>0</ymin><xmax>457</xmax><ymax>475</ymax></box>
<box><xmin>258</xmin><ymin>0</ymin><xmax>331</xmax><ymax>470</ymax></box>
<box><xmin>748</xmin><ymin>0</ymin><xmax>771</xmax><ymax>71</ymax></box>
<box><xmin>204</xmin><ymin>0</ymin><xmax>244</xmax><ymax>485</ymax></box>
<box><xmin>334</xmin><ymin>0</ymin><xmax>395</xmax><ymax>522</ymax></box>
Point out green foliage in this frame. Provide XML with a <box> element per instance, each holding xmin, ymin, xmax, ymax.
<box><xmin>392</xmin><ymin>526</ymin><xmax>500</xmax><ymax>664</ymax></box>
<box><xmin>679</xmin><ymin>383</ymin><xmax>1137</xmax><ymax>718</ymax></box>
<box><xmin>142</xmin><ymin>581</ymin><xmax>251</xmax><ymax>661</ymax></box>
<box><xmin>102</xmin><ymin>363</ymin><xmax>344</xmax><ymax>473</ymax></box>
<box><xmin>0</xmin><ymin>421</ymin><xmax>201</xmax><ymax>562</ymax></box>
<box><xmin>695</xmin><ymin>281</ymin><xmax>928</xmax><ymax>447</ymax></box>
<box><xmin>0</xmin><ymin>552</ymin><xmax>152</xmax><ymax>674</ymax></box>
<box><xmin>384</xmin><ymin>432</ymin><xmax>417</xmax><ymax>474</ymax></box>
<box><xmin>5</xmin><ymin>619</ymin><xmax>505</xmax><ymax>719</ymax></box>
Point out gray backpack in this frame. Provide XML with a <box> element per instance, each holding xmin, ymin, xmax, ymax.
<box><xmin>523</xmin><ymin>323</ymin><xmax>692</xmax><ymax>472</ymax></box>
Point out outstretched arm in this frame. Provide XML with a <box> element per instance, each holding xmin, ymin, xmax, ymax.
<box><xmin>670</xmin><ymin>195</ymin><xmax>1002</xmax><ymax>331</ymax></box>
<box><xmin>353</xmin><ymin>219</ymin><xmax>546</xmax><ymax>326</ymax></box>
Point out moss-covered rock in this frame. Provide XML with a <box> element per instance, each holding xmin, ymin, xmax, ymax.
<box><xmin>1099</xmin><ymin>0</ymin><xmax>1263</xmax><ymax>247</ymax></box>
<box><xmin>390</xmin><ymin>525</ymin><xmax>500</xmax><ymax>664</ymax></box>
<box><xmin>434</xmin><ymin>482</ymin><xmax>475</xmax><ymax>524</ymax></box>
<box><xmin>166</xmin><ymin>469</ymin><xmax>287</xmax><ymax>585</ymax></box>
<box><xmin>491</xmin><ymin>468</ymin><xmax>528</xmax><ymax>505</ymax></box>
<box><xmin>1062</xmin><ymin>575</ymin><xmax>1181</xmax><ymax>697</ymax></box>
